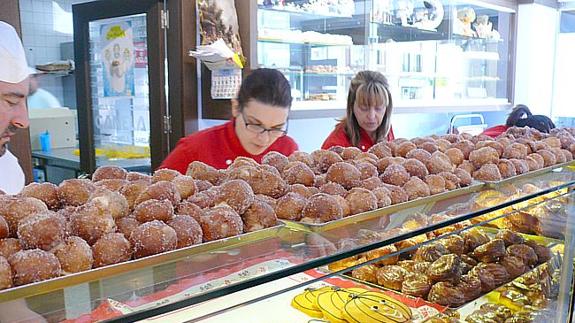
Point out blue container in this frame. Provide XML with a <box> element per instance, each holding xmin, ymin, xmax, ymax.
<box><xmin>39</xmin><ymin>131</ymin><xmax>51</xmax><ymax>152</ymax></box>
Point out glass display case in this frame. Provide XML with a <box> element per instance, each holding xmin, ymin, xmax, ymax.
<box><xmin>254</xmin><ymin>0</ymin><xmax>514</xmax><ymax>112</ymax></box>
<box><xmin>1</xmin><ymin>165</ymin><xmax>574</xmax><ymax>322</ymax></box>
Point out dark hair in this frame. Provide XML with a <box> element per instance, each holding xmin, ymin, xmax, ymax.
<box><xmin>506</xmin><ymin>104</ymin><xmax>555</xmax><ymax>133</ymax></box>
<box><xmin>340</xmin><ymin>70</ymin><xmax>393</xmax><ymax>147</ymax></box>
<box><xmin>237</xmin><ymin>68</ymin><xmax>292</xmax><ymax>111</ymax></box>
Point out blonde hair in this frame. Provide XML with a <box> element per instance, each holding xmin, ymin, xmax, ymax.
<box><xmin>341</xmin><ymin>71</ymin><xmax>393</xmax><ymax>147</ymax></box>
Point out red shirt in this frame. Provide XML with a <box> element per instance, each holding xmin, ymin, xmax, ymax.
<box><xmin>160</xmin><ymin>120</ymin><xmax>299</xmax><ymax>172</ymax></box>
<box><xmin>481</xmin><ymin>125</ymin><xmax>508</xmax><ymax>138</ymax></box>
<box><xmin>321</xmin><ymin>123</ymin><xmax>395</xmax><ymax>152</ymax></box>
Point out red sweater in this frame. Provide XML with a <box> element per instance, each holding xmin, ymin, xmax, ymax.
<box><xmin>321</xmin><ymin>124</ymin><xmax>395</xmax><ymax>152</ymax></box>
<box><xmin>481</xmin><ymin>125</ymin><xmax>509</xmax><ymax>138</ymax></box>
<box><xmin>160</xmin><ymin>120</ymin><xmax>299</xmax><ymax>172</ymax></box>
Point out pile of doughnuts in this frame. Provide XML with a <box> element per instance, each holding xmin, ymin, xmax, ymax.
<box><xmin>0</xmin><ymin>165</ymin><xmax>280</xmax><ymax>290</ymax></box>
<box><xmin>348</xmin><ymin>228</ymin><xmax>552</xmax><ymax>307</ymax></box>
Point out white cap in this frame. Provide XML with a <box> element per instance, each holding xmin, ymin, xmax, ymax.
<box><xmin>0</xmin><ymin>21</ymin><xmax>30</xmax><ymax>84</ymax></box>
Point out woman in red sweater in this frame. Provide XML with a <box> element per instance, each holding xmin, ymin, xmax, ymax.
<box><xmin>482</xmin><ymin>104</ymin><xmax>556</xmax><ymax>138</ymax></box>
<box><xmin>160</xmin><ymin>69</ymin><xmax>298</xmax><ymax>172</ymax></box>
<box><xmin>322</xmin><ymin>71</ymin><xmax>394</xmax><ymax>152</ymax></box>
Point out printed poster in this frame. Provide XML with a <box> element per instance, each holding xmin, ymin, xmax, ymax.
<box><xmin>101</xmin><ymin>21</ymin><xmax>135</xmax><ymax>97</ymax></box>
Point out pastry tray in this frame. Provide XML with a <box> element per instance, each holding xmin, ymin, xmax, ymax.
<box><xmin>478</xmin><ymin>160</ymin><xmax>575</xmax><ymax>187</ymax></box>
<box><xmin>281</xmin><ymin>182</ymin><xmax>486</xmax><ymax>233</ymax></box>
<box><xmin>0</xmin><ymin>222</ymin><xmax>285</xmax><ymax>302</ymax></box>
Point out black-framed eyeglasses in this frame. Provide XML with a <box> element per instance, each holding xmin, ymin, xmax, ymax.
<box><xmin>240</xmin><ymin>111</ymin><xmax>288</xmax><ymax>138</ymax></box>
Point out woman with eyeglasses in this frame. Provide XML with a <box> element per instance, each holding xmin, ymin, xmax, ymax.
<box><xmin>159</xmin><ymin>68</ymin><xmax>298</xmax><ymax>172</ymax></box>
<box><xmin>321</xmin><ymin>70</ymin><xmax>394</xmax><ymax>152</ymax></box>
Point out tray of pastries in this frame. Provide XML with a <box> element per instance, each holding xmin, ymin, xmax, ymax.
<box><xmin>0</xmin><ymin>165</ymin><xmax>285</xmax><ymax>300</ymax></box>
<box><xmin>332</xmin><ymin>227</ymin><xmax>559</xmax><ymax>309</ymax></box>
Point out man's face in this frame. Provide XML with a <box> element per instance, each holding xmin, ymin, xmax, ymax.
<box><xmin>0</xmin><ymin>78</ymin><xmax>30</xmax><ymax>156</ymax></box>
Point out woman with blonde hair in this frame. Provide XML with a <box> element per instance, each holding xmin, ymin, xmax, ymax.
<box><xmin>321</xmin><ymin>70</ymin><xmax>394</xmax><ymax>151</ymax></box>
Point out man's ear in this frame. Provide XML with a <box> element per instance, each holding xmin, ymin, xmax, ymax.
<box><xmin>231</xmin><ymin>99</ymin><xmax>240</xmax><ymax>118</ymax></box>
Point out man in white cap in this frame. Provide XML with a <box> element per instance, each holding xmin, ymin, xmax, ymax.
<box><xmin>0</xmin><ymin>20</ymin><xmax>31</xmax><ymax>195</ymax></box>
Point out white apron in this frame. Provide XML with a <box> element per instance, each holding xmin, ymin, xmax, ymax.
<box><xmin>0</xmin><ymin>149</ymin><xmax>25</xmax><ymax>194</ymax></box>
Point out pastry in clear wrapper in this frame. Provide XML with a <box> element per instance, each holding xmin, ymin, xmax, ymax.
<box><xmin>92</xmin><ymin>233</ymin><xmax>132</xmax><ymax>267</ymax></box>
<box><xmin>376</xmin><ymin>265</ymin><xmax>408</xmax><ymax>290</ymax></box>
<box><xmin>8</xmin><ymin>249</ymin><xmax>61</xmax><ymax>286</ymax></box>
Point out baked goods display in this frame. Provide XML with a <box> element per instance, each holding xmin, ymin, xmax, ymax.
<box><xmin>291</xmin><ymin>286</ymin><xmax>412</xmax><ymax>323</ymax></box>
<box><xmin>0</xmin><ymin>163</ymin><xmax>284</xmax><ymax>290</ymax></box>
<box><xmin>346</xmin><ymin>227</ymin><xmax>554</xmax><ymax>308</ymax></box>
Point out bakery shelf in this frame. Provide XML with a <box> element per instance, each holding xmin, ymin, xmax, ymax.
<box><xmin>257</xmin><ymin>5</ymin><xmax>353</xmax><ymax>19</ymax></box>
<box><xmin>257</xmin><ymin>37</ymin><xmax>353</xmax><ymax>47</ymax></box>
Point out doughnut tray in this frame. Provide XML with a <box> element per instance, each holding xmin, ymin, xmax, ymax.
<box><xmin>478</xmin><ymin>160</ymin><xmax>575</xmax><ymax>187</ymax></box>
<box><xmin>0</xmin><ymin>222</ymin><xmax>285</xmax><ymax>302</ymax></box>
<box><xmin>281</xmin><ymin>182</ymin><xmax>485</xmax><ymax>233</ymax></box>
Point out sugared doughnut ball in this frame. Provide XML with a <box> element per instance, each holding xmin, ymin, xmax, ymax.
<box><xmin>288</xmin><ymin>151</ymin><xmax>314</xmax><ymax>168</ymax></box>
<box><xmin>187</xmin><ymin>188</ymin><xmax>219</xmax><ymax>209</ymax></box>
<box><xmin>509</xmin><ymin>159</ymin><xmax>529</xmax><ymax>175</ymax></box>
<box><xmin>135</xmin><ymin>181</ymin><xmax>181</xmax><ymax>206</ymax></box>
<box><xmin>525</xmin><ymin>155</ymin><xmax>542</xmax><ymax>171</ymax></box>
<box><xmin>419</xmin><ymin>141</ymin><xmax>438</xmax><ymax>154</ymax></box>
<box><xmin>393</xmin><ymin>141</ymin><xmax>415</xmax><ymax>157</ymax></box>
<box><xmin>313</xmin><ymin>174</ymin><xmax>327</xmax><ymax>188</ymax></box>
<box><xmin>528</xmin><ymin>153</ymin><xmax>546</xmax><ymax>169</ymax></box>
<box><xmin>383</xmin><ymin>184</ymin><xmax>409</xmax><ymax>204</ymax></box>
<box><xmin>458</xmin><ymin>160</ymin><xmax>475</xmax><ymax>174</ymax></box>
<box><xmin>227</xmin><ymin>166</ymin><xmax>288</xmax><ymax>198</ymax></box>
<box><xmin>327</xmin><ymin>145</ymin><xmax>344</xmax><ymax>154</ymax></box>
<box><xmin>260</xmin><ymin>164</ymin><xmax>281</xmax><ymax>177</ymax></box>
<box><xmin>405</xmin><ymin>148</ymin><xmax>432</xmax><ymax>165</ymax></box>
<box><xmin>445</xmin><ymin>148</ymin><xmax>464</xmax><ymax>166</ymax></box>
<box><xmin>549</xmin><ymin>148</ymin><xmax>567</xmax><ymax>164</ymax></box>
<box><xmin>380</xmin><ymin>164</ymin><xmax>410</xmax><ymax>186</ymax></box>
<box><xmin>438</xmin><ymin>172</ymin><xmax>460</xmax><ymax>190</ymax></box>
<box><xmin>0</xmin><ymin>216</ymin><xmax>8</xmax><ymax>240</ymax></box>
<box><xmin>542</xmin><ymin>137</ymin><xmax>561</xmax><ymax>149</ymax></box>
<box><xmin>319</xmin><ymin>182</ymin><xmax>347</xmax><ymax>197</ymax></box>
<box><xmin>126</xmin><ymin>172</ymin><xmax>152</xmax><ymax>183</ymax></box>
<box><xmin>403</xmin><ymin>158</ymin><xmax>429</xmax><ymax>179</ymax></box>
<box><xmin>325</xmin><ymin>162</ymin><xmax>361</xmax><ymax>189</ymax></box>
<box><xmin>186</xmin><ymin>161</ymin><xmax>221</xmax><ymax>185</ymax></box>
<box><xmin>256</xmin><ymin>194</ymin><xmax>278</xmax><ymax>209</ymax></box>
<box><xmin>115</xmin><ymin>216</ymin><xmax>140</xmax><ymax>240</ymax></box>
<box><xmin>332</xmin><ymin>195</ymin><xmax>351</xmax><ymax>217</ymax></box>
<box><xmin>537</xmin><ymin>150</ymin><xmax>557</xmax><ymax>167</ymax></box>
<box><xmin>241</xmin><ymin>200</ymin><xmax>277</xmax><ymax>232</ymax></box>
<box><xmin>58</xmin><ymin>179</ymin><xmax>96</xmax><ymax>206</ymax></box>
<box><xmin>426</xmin><ymin>151</ymin><xmax>454</xmax><ymax>174</ymax></box>
<box><xmin>95</xmin><ymin>179</ymin><xmax>129</xmax><ymax>192</ymax></box>
<box><xmin>469</xmin><ymin>147</ymin><xmax>499</xmax><ymax>168</ymax></box>
<box><xmin>403</xmin><ymin>177</ymin><xmax>431</xmax><ymax>200</ymax></box>
<box><xmin>345</xmin><ymin>188</ymin><xmax>378</xmax><ymax>215</ymax></box>
<box><xmin>20</xmin><ymin>182</ymin><xmax>60</xmax><ymax>209</ymax></box>
<box><xmin>274</xmin><ymin>192</ymin><xmax>306</xmax><ymax>221</ymax></box>
<box><xmin>473</xmin><ymin>164</ymin><xmax>502</xmax><ymax>182</ymax></box>
<box><xmin>92</xmin><ymin>166</ymin><xmax>128</xmax><ymax>182</ymax></box>
<box><xmin>8</xmin><ymin>249</ymin><xmax>61</xmax><ymax>285</ymax></box>
<box><xmin>52</xmin><ymin>236</ymin><xmax>93</xmax><ymax>273</ymax></box>
<box><xmin>475</xmin><ymin>141</ymin><xmax>504</xmax><ymax>157</ymax></box>
<box><xmin>0</xmin><ymin>256</ymin><xmax>12</xmax><ymax>290</ymax></box>
<box><xmin>361</xmin><ymin>177</ymin><xmax>384</xmax><ymax>191</ymax></box>
<box><xmin>502</xmin><ymin>143</ymin><xmax>528</xmax><ymax>159</ymax></box>
<box><xmin>262</xmin><ymin>151</ymin><xmax>289</xmax><ymax>173</ymax></box>
<box><xmin>17</xmin><ymin>212</ymin><xmax>67</xmax><ymax>251</ymax></box>
<box><xmin>372</xmin><ymin>187</ymin><xmax>392</xmax><ymax>208</ymax></box>
<box><xmin>89</xmin><ymin>188</ymin><xmax>129</xmax><ymax>219</ymax></box>
<box><xmin>2</xmin><ymin>197</ymin><xmax>48</xmax><ymax>236</ymax></box>
<box><xmin>167</xmin><ymin>215</ymin><xmax>203</xmax><ymax>248</ymax></box>
<box><xmin>355</xmin><ymin>162</ymin><xmax>378</xmax><ymax>180</ymax></box>
<box><xmin>216</xmin><ymin>179</ymin><xmax>255</xmax><ymax>214</ymax></box>
<box><xmin>451</xmin><ymin>140</ymin><xmax>475</xmax><ymax>159</ymax></box>
<box><xmin>435</xmin><ymin>139</ymin><xmax>452</xmax><ymax>152</ymax></box>
<box><xmin>311</xmin><ymin>150</ymin><xmax>344</xmax><ymax>173</ymax></box>
<box><xmin>70</xmin><ymin>202</ymin><xmax>116</xmax><ymax>245</ymax></box>
<box><xmin>442</xmin><ymin>134</ymin><xmax>459</xmax><ymax>143</ymax></box>
<box><xmin>133</xmin><ymin>199</ymin><xmax>174</xmax><ymax>223</ymax></box>
<box><xmin>561</xmin><ymin>149</ymin><xmax>573</xmax><ymax>162</ymax></box>
<box><xmin>425</xmin><ymin>174</ymin><xmax>446</xmax><ymax>195</ymax></box>
<box><xmin>339</xmin><ymin>147</ymin><xmax>361</xmax><ymax>160</ymax></box>
<box><xmin>120</xmin><ymin>180</ymin><xmax>148</xmax><ymax>210</ymax></box>
<box><xmin>92</xmin><ymin>233</ymin><xmax>132</xmax><ymax>267</ymax></box>
<box><xmin>290</xmin><ymin>184</ymin><xmax>313</xmax><ymax>198</ymax></box>
<box><xmin>130</xmin><ymin>220</ymin><xmax>177</xmax><ymax>258</ymax></box>
<box><xmin>454</xmin><ymin>169</ymin><xmax>472</xmax><ymax>187</ymax></box>
<box><xmin>171</xmin><ymin>175</ymin><xmax>197</xmax><ymax>200</ymax></box>
<box><xmin>194</xmin><ymin>180</ymin><xmax>213</xmax><ymax>192</ymax></box>
<box><xmin>199</xmin><ymin>206</ymin><xmax>243</xmax><ymax>241</ymax></box>
<box><xmin>368</xmin><ymin>143</ymin><xmax>393</xmax><ymax>159</ymax></box>
<box><xmin>354</xmin><ymin>152</ymin><xmax>378</xmax><ymax>165</ymax></box>
<box><xmin>175</xmin><ymin>201</ymin><xmax>205</xmax><ymax>221</ymax></box>
<box><xmin>0</xmin><ymin>238</ymin><xmax>22</xmax><ymax>259</ymax></box>
<box><xmin>498</xmin><ymin>160</ymin><xmax>517</xmax><ymax>178</ymax></box>
<box><xmin>283</xmin><ymin>161</ymin><xmax>315</xmax><ymax>186</ymax></box>
<box><xmin>152</xmin><ymin>169</ymin><xmax>181</xmax><ymax>183</ymax></box>
<box><xmin>301</xmin><ymin>193</ymin><xmax>344</xmax><ymax>224</ymax></box>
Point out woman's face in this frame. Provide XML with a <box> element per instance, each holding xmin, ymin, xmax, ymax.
<box><xmin>353</xmin><ymin>101</ymin><xmax>386</xmax><ymax>134</ymax></box>
<box><xmin>233</xmin><ymin>99</ymin><xmax>289</xmax><ymax>155</ymax></box>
